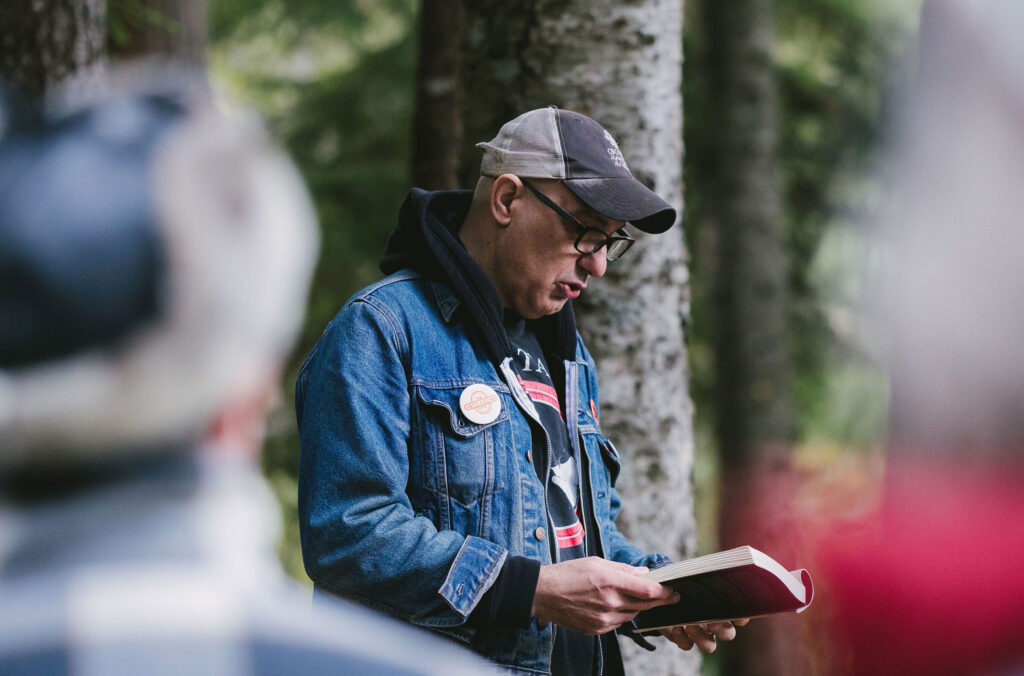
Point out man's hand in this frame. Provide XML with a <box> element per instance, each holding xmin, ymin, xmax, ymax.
<box><xmin>531</xmin><ymin>557</ymin><xmax>679</xmax><ymax>635</ymax></box>
<box><xmin>659</xmin><ymin>618</ymin><xmax>750</xmax><ymax>654</ymax></box>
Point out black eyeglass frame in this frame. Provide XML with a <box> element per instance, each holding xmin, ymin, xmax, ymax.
<box><xmin>521</xmin><ymin>180</ymin><xmax>635</xmax><ymax>262</ymax></box>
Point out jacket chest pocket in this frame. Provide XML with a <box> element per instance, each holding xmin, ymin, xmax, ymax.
<box><xmin>579</xmin><ymin>424</ymin><xmax>621</xmax><ymax>497</ymax></box>
<box><xmin>412</xmin><ymin>384</ymin><xmax>510</xmax><ymax>533</ymax></box>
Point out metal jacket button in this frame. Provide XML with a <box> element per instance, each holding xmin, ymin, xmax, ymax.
<box><xmin>534</xmin><ymin>527</ymin><xmax>546</xmax><ymax>541</ymax></box>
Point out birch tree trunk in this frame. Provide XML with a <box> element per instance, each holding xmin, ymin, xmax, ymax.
<box><xmin>0</xmin><ymin>0</ymin><xmax>106</xmax><ymax>101</ymax></box>
<box><xmin>457</xmin><ymin>3</ymin><xmax>696</xmax><ymax>674</ymax></box>
<box><xmin>699</xmin><ymin>0</ymin><xmax>804</xmax><ymax>673</ymax></box>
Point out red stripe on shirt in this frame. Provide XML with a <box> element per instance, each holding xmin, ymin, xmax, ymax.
<box><xmin>555</xmin><ymin>521</ymin><xmax>585</xmax><ymax>548</ymax></box>
<box><xmin>517</xmin><ymin>375</ymin><xmax>562</xmax><ymax>416</ymax></box>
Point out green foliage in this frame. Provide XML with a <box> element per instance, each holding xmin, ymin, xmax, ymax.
<box><xmin>209</xmin><ymin>0</ymin><xmax>419</xmax><ymax>513</ymax></box>
<box><xmin>210</xmin><ymin>0</ymin><xmax>414</xmax><ymax>45</ymax></box>
<box><xmin>107</xmin><ymin>0</ymin><xmax>181</xmax><ymax>49</ymax></box>
<box><xmin>775</xmin><ymin>0</ymin><xmax>916</xmax><ymax>445</ymax></box>
<box><xmin>685</xmin><ymin>0</ymin><xmax>918</xmax><ymax>451</ymax></box>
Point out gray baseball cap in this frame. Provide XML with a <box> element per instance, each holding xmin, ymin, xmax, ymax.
<box><xmin>476</xmin><ymin>106</ymin><xmax>676</xmax><ymax>233</ymax></box>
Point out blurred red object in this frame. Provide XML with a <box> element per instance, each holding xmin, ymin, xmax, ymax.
<box><xmin>819</xmin><ymin>454</ymin><xmax>1024</xmax><ymax>675</ymax></box>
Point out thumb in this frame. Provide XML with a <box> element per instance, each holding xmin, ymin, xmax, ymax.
<box><xmin>603</xmin><ymin>559</ymin><xmax>650</xmax><ymax>576</ymax></box>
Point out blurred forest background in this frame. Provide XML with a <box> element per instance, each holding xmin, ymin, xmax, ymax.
<box><xmin>2</xmin><ymin>0</ymin><xmax>922</xmax><ymax>674</ymax></box>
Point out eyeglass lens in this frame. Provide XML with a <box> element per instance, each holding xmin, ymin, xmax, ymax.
<box><xmin>577</xmin><ymin>229</ymin><xmax>632</xmax><ymax>260</ymax></box>
<box><xmin>605</xmin><ymin>237</ymin><xmax>632</xmax><ymax>261</ymax></box>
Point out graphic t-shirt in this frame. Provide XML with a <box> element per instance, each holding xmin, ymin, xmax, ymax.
<box><xmin>506</xmin><ymin>314</ymin><xmax>596</xmax><ymax>675</ymax></box>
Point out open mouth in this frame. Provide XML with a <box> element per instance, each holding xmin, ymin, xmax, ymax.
<box><xmin>558</xmin><ymin>281</ymin><xmax>584</xmax><ymax>299</ymax></box>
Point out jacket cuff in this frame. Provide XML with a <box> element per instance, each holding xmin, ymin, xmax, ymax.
<box><xmin>438</xmin><ymin>536</ymin><xmax>507</xmax><ymax>617</ymax></box>
<box><xmin>464</xmin><ymin>555</ymin><xmax>541</xmax><ymax>628</ymax></box>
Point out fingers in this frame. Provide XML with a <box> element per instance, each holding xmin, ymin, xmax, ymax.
<box><xmin>659</xmin><ymin>626</ymin><xmax>694</xmax><ymax>651</ymax></box>
<box><xmin>622</xmin><ymin>563</ymin><xmax>650</xmax><ymax>575</ymax></box>
<box><xmin>660</xmin><ymin>619</ymin><xmax>748</xmax><ymax>654</ymax></box>
<box><xmin>705</xmin><ymin>620</ymin><xmax>738</xmax><ymax>641</ymax></box>
<box><xmin>617</xmin><ymin>590</ymin><xmax>681</xmax><ymax>613</ymax></box>
<box><xmin>658</xmin><ymin>626</ymin><xmax>717</xmax><ymax>654</ymax></box>
<box><xmin>607</xmin><ymin>561</ymin><xmax>677</xmax><ymax>597</ymax></box>
<box><xmin>591</xmin><ymin>565</ymin><xmax>678</xmax><ymax>607</ymax></box>
<box><xmin>533</xmin><ymin>559</ymin><xmax>682</xmax><ymax>634</ymax></box>
<box><xmin>683</xmin><ymin>624</ymin><xmax>719</xmax><ymax>653</ymax></box>
<box><xmin>733</xmin><ymin>617</ymin><xmax>751</xmax><ymax>627</ymax></box>
<box><xmin>606</xmin><ymin>576</ymin><xmax>678</xmax><ymax>604</ymax></box>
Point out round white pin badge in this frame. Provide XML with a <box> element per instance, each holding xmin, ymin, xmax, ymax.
<box><xmin>459</xmin><ymin>384</ymin><xmax>501</xmax><ymax>424</ymax></box>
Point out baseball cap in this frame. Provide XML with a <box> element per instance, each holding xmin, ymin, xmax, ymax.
<box><xmin>476</xmin><ymin>106</ymin><xmax>676</xmax><ymax>233</ymax></box>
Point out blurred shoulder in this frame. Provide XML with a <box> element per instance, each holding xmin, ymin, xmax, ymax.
<box><xmin>0</xmin><ymin>569</ymin><xmax>492</xmax><ymax>675</ymax></box>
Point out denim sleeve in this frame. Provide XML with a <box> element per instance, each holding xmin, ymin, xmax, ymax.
<box><xmin>296</xmin><ymin>298</ymin><xmax>506</xmax><ymax>629</ymax></box>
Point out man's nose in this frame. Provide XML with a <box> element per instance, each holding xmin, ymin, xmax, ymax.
<box><xmin>578</xmin><ymin>247</ymin><xmax>608</xmax><ymax>278</ymax></box>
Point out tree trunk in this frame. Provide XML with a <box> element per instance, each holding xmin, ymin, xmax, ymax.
<box><xmin>411</xmin><ymin>0</ymin><xmax>465</xmax><ymax>190</ymax></box>
<box><xmin>107</xmin><ymin>0</ymin><xmax>207</xmax><ymax>64</ymax></box>
<box><xmin>700</xmin><ymin>0</ymin><xmax>805</xmax><ymax>674</ymax></box>
<box><xmin>455</xmin><ymin>2</ymin><xmax>695</xmax><ymax>674</ymax></box>
<box><xmin>0</xmin><ymin>0</ymin><xmax>106</xmax><ymax>101</ymax></box>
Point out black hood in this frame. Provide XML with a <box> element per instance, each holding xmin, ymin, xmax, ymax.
<box><xmin>380</xmin><ymin>188</ymin><xmax>577</xmax><ymax>366</ymax></box>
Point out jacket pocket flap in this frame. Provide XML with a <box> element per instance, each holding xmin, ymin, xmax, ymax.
<box><xmin>415</xmin><ymin>384</ymin><xmax>509</xmax><ymax>438</ymax></box>
<box><xmin>582</xmin><ymin>433</ymin><xmax>621</xmax><ymax>487</ymax></box>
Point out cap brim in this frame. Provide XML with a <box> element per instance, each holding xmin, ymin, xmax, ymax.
<box><xmin>564</xmin><ymin>176</ymin><xmax>677</xmax><ymax>234</ymax></box>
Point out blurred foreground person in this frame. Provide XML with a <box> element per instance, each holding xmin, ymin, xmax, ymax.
<box><xmin>0</xmin><ymin>76</ymin><xmax>488</xmax><ymax>675</ymax></box>
<box><xmin>820</xmin><ymin>1</ymin><xmax>1024</xmax><ymax>674</ymax></box>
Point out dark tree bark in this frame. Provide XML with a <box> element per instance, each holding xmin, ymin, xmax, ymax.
<box><xmin>699</xmin><ymin>0</ymin><xmax>805</xmax><ymax>673</ymax></box>
<box><xmin>0</xmin><ymin>0</ymin><xmax>106</xmax><ymax>101</ymax></box>
<box><xmin>108</xmin><ymin>0</ymin><xmax>207</xmax><ymax>64</ymax></box>
<box><xmin>453</xmin><ymin>2</ymin><xmax>694</xmax><ymax>674</ymax></box>
<box><xmin>411</xmin><ymin>0</ymin><xmax>465</xmax><ymax>190</ymax></box>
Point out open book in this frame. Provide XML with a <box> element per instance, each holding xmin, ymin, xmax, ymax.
<box><xmin>630</xmin><ymin>546</ymin><xmax>814</xmax><ymax>634</ymax></box>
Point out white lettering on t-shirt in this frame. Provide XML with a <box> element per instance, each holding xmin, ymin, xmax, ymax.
<box><xmin>516</xmin><ymin>347</ymin><xmax>550</xmax><ymax>376</ymax></box>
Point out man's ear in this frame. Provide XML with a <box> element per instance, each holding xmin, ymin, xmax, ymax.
<box><xmin>490</xmin><ymin>174</ymin><xmax>523</xmax><ymax>227</ymax></box>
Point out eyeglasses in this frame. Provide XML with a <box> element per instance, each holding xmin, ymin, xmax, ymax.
<box><xmin>522</xmin><ymin>181</ymin><xmax>635</xmax><ymax>262</ymax></box>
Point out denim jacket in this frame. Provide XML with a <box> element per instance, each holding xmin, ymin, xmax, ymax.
<box><xmin>296</xmin><ymin>269</ymin><xmax>669</xmax><ymax>674</ymax></box>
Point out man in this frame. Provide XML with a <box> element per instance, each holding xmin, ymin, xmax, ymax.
<box><xmin>0</xmin><ymin>78</ymin><xmax>487</xmax><ymax>675</ymax></box>
<box><xmin>297</xmin><ymin>106</ymin><xmax>743</xmax><ymax>675</ymax></box>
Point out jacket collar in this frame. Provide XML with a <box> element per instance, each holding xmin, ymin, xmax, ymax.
<box><xmin>430</xmin><ymin>281</ymin><xmax>461</xmax><ymax>323</ymax></box>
